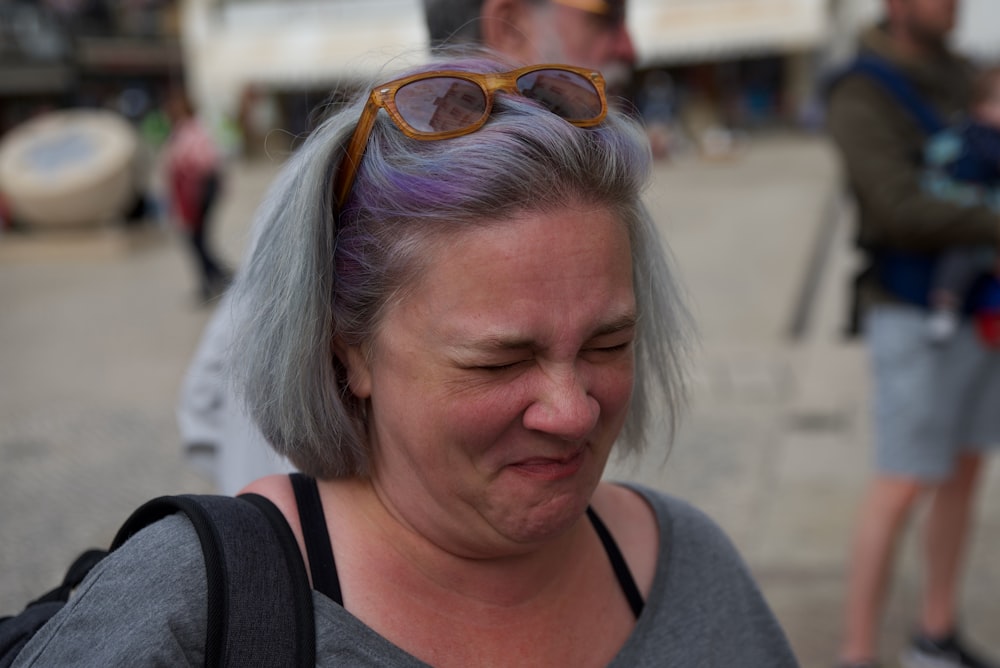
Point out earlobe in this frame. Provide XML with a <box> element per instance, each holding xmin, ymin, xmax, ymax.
<box><xmin>333</xmin><ymin>339</ymin><xmax>373</xmax><ymax>399</ymax></box>
<box><xmin>480</xmin><ymin>0</ymin><xmax>534</xmax><ymax>61</ymax></box>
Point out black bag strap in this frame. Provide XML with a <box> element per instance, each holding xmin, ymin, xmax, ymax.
<box><xmin>111</xmin><ymin>494</ymin><xmax>315</xmax><ymax>668</ymax></box>
<box><xmin>849</xmin><ymin>54</ymin><xmax>946</xmax><ymax>136</ymax></box>
<box><xmin>289</xmin><ymin>473</ymin><xmax>343</xmax><ymax>605</ymax></box>
<box><xmin>824</xmin><ymin>53</ymin><xmax>946</xmax><ymax>136</ymax></box>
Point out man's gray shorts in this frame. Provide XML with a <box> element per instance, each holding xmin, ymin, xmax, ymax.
<box><xmin>867</xmin><ymin>304</ymin><xmax>1000</xmax><ymax>481</ymax></box>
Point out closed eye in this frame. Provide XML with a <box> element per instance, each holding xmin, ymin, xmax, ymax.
<box><xmin>591</xmin><ymin>341</ymin><xmax>632</xmax><ymax>353</ymax></box>
<box><xmin>476</xmin><ymin>359</ymin><xmax>530</xmax><ymax>372</ymax></box>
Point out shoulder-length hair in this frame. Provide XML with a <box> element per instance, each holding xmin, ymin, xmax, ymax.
<box><xmin>230</xmin><ymin>55</ymin><xmax>692</xmax><ymax>479</ymax></box>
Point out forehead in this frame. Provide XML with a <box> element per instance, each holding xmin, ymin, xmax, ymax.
<box><xmin>388</xmin><ymin>204</ymin><xmax>635</xmax><ymax>333</ymax></box>
<box><xmin>549</xmin><ymin>0</ymin><xmax>626</xmax><ymax>22</ymax></box>
<box><xmin>901</xmin><ymin>0</ymin><xmax>957</xmax><ymax>18</ymax></box>
<box><xmin>403</xmin><ymin>202</ymin><xmax>632</xmax><ymax>298</ymax></box>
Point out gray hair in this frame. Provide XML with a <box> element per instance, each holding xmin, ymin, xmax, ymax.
<box><xmin>230</xmin><ymin>55</ymin><xmax>692</xmax><ymax>479</ymax></box>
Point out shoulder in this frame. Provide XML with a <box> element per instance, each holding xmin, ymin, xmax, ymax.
<box><xmin>609</xmin><ymin>483</ymin><xmax>768</xmax><ymax>601</ymax></box>
<box><xmin>13</xmin><ymin>514</ymin><xmax>206</xmax><ymax>666</ymax></box>
<box><xmin>618</xmin><ymin>484</ymin><xmax>742</xmax><ymax>557</ymax></box>
<box><xmin>590</xmin><ymin>481</ymin><xmax>659</xmax><ymax>595</ymax></box>
<box><xmin>239</xmin><ymin>474</ymin><xmax>300</xmax><ymax>528</ymax></box>
<box><xmin>589</xmin><ymin>482</ymin><xmax>753</xmax><ymax>598</ymax></box>
<box><xmin>239</xmin><ymin>474</ymin><xmax>308</xmax><ymax>556</ymax></box>
<box><xmin>609</xmin><ymin>486</ymin><xmax>799</xmax><ymax>666</ymax></box>
<box><xmin>826</xmin><ymin>64</ymin><xmax>900</xmax><ymax>132</ymax></box>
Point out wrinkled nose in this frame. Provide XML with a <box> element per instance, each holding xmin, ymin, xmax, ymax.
<box><xmin>522</xmin><ymin>367</ymin><xmax>600</xmax><ymax>441</ymax></box>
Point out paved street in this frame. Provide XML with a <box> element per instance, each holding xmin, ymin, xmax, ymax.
<box><xmin>2</xmin><ymin>132</ymin><xmax>998</xmax><ymax>666</ymax></box>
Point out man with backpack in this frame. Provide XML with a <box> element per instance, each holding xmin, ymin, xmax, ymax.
<box><xmin>827</xmin><ymin>1</ymin><xmax>1000</xmax><ymax>666</ymax></box>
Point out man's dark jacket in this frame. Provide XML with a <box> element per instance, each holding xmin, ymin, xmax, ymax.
<box><xmin>827</xmin><ymin>25</ymin><xmax>1000</xmax><ymax>310</ymax></box>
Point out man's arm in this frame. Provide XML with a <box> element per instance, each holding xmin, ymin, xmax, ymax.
<box><xmin>827</xmin><ymin>75</ymin><xmax>1000</xmax><ymax>252</ymax></box>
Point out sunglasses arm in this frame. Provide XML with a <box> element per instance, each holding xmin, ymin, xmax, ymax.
<box><xmin>334</xmin><ymin>93</ymin><xmax>382</xmax><ymax>209</ymax></box>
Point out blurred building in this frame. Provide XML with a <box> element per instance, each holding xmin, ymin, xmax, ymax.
<box><xmin>179</xmin><ymin>0</ymin><xmax>428</xmax><ymax>155</ymax></box>
<box><xmin>631</xmin><ymin>0</ymin><xmax>827</xmax><ymax>132</ymax></box>
<box><xmin>176</xmin><ymin>0</ymin><xmax>846</xmax><ymax>156</ymax></box>
<box><xmin>0</xmin><ymin>0</ymin><xmax>182</xmax><ymax>136</ymax></box>
<box><xmin>629</xmin><ymin>0</ymin><xmax>997</xmax><ymax>143</ymax></box>
<box><xmin>8</xmin><ymin>1</ymin><xmax>997</xmax><ymax>155</ymax></box>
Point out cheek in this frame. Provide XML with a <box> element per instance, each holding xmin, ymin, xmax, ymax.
<box><xmin>431</xmin><ymin>382</ymin><xmax>533</xmax><ymax>449</ymax></box>
<box><xmin>575</xmin><ymin>353</ymin><xmax>635</xmax><ymax>427</ymax></box>
<box><xmin>427</xmin><ymin>357</ymin><xmax>636</xmax><ymax>448</ymax></box>
<box><xmin>596</xmin><ymin>363</ymin><xmax>635</xmax><ymax>419</ymax></box>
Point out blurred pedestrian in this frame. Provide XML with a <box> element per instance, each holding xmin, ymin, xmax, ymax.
<box><xmin>164</xmin><ymin>87</ymin><xmax>231</xmax><ymax>303</ymax></box>
<box><xmin>636</xmin><ymin>69</ymin><xmax>680</xmax><ymax>160</ymax></box>
<box><xmin>826</xmin><ymin>1</ymin><xmax>1000</xmax><ymax>666</ymax></box>
<box><xmin>177</xmin><ymin>0</ymin><xmax>638</xmax><ymax>495</ymax></box>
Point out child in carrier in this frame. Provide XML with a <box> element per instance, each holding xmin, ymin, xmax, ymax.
<box><xmin>922</xmin><ymin>66</ymin><xmax>1000</xmax><ymax>344</ymax></box>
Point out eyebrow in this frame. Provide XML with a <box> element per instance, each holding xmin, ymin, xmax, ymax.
<box><xmin>592</xmin><ymin>312</ymin><xmax>638</xmax><ymax>338</ymax></box>
<box><xmin>465</xmin><ymin>311</ymin><xmax>638</xmax><ymax>351</ymax></box>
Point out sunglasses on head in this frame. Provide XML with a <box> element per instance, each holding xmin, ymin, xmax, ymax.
<box><xmin>333</xmin><ymin>64</ymin><xmax>608</xmax><ymax>208</ymax></box>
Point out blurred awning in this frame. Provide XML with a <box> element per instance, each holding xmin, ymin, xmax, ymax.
<box><xmin>629</xmin><ymin>0</ymin><xmax>829</xmax><ymax>66</ymax></box>
<box><xmin>183</xmin><ymin>0</ymin><xmax>831</xmax><ymax>116</ymax></box>
<box><xmin>0</xmin><ymin>63</ymin><xmax>75</xmax><ymax>95</ymax></box>
<box><xmin>184</xmin><ymin>0</ymin><xmax>429</xmax><ymax>115</ymax></box>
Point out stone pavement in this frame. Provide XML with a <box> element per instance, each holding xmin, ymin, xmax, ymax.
<box><xmin>1</xmin><ymin>132</ymin><xmax>998</xmax><ymax>667</ymax></box>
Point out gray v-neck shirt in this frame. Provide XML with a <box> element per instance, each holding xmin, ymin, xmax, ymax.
<box><xmin>14</xmin><ymin>484</ymin><xmax>798</xmax><ymax>667</ymax></box>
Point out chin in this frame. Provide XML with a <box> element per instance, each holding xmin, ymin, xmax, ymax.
<box><xmin>496</xmin><ymin>486</ymin><xmax>596</xmax><ymax>545</ymax></box>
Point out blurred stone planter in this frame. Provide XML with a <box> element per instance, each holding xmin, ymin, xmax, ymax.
<box><xmin>0</xmin><ymin>109</ymin><xmax>139</xmax><ymax>229</ymax></box>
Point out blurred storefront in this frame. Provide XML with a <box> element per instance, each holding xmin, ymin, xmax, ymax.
<box><xmin>10</xmin><ymin>1</ymin><xmax>994</xmax><ymax>157</ymax></box>
<box><xmin>179</xmin><ymin>0</ymin><xmax>428</xmax><ymax>155</ymax></box>
<box><xmin>179</xmin><ymin>0</ymin><xmax>833</xmax><ymax>157</ymax></box>
<box><xmin>630</xmin><ymin>0</ymin><xmax>1000</xmax><ymax>155</ymax></box>
<box><xmin>630</xmin><ymin>0</ymin><xmax>828</xmax><ymax>156</ymax></box>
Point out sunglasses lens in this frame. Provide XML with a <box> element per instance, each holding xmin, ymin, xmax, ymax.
<box><xmin>515</xmin><ymin>69</ymin><xmax>603</xmax><ymax>122</ymax></box>
<box><xmin>394</xmin><ymin>77</ymin><xmax>488</xmax><ymax>134</ymax></box>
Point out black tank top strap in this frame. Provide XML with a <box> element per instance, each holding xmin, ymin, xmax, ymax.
<box><xmin>289</xmin><ymin>473</ymin><xmax>343</xmax><ymax>605</ymax></box>
<box><xmin>287</xmin><ymin>474</ymin><xmax>639</xmax><ymax>615</ymax></box>
<box><xmin>586</xmin><ymin>506</ymin><xmax>645</xmax><ymax>619</ymax></box>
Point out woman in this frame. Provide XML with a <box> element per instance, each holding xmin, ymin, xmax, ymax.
<box><xmin>14</xmin><ymin>56</ymin><xmax>797</xmax><ymax>666</ymax></box>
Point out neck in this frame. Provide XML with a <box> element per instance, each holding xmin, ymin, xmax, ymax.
<box><xmin>887</xmin><ymin>23</ymin><xmax>945</xmax><ymax>60</ymax></box>
<box><xmin>327</xmin><ymin>478</ymin><xmax>596</xmax><ymax>609</ymax></box>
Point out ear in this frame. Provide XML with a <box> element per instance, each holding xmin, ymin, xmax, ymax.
<box><xmin>332</xmin><ymin>338</ymin><xmax>372</xmax><ymax>399</ymax></box>
<box><xmin>480</xmin><ymin>0</ymin><xmax>538</xmax><ymax>62</ymax></box>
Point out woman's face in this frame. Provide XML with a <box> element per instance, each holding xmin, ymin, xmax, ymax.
<box><xmin>343</xmin><ymin>203</ymin><xmax>636</xmax><ymax>556</ymax></box>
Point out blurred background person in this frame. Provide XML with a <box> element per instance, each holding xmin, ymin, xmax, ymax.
<box><xmin>635</xmin><ymin>69</ymin><xmax>680</xmax><ymax>160</ymax></box>
<box><xmin>827</xmin><ymin>1</ymin><xmax>1000</xmax><ymax>666</ymax></box>
<box><xmin>178</xmin><ymin>0</ymin><xmax>639</xmax><ymax>495</ymax></box>
<box><xmin>164</xmin><ymin>87</ymin><xmax>232</xmax><ymax>303</ymax></box>
<box><xmin>423</xmin><ymin>0</ymin><xmax>636</xmax><ymax>101</ymax></box>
